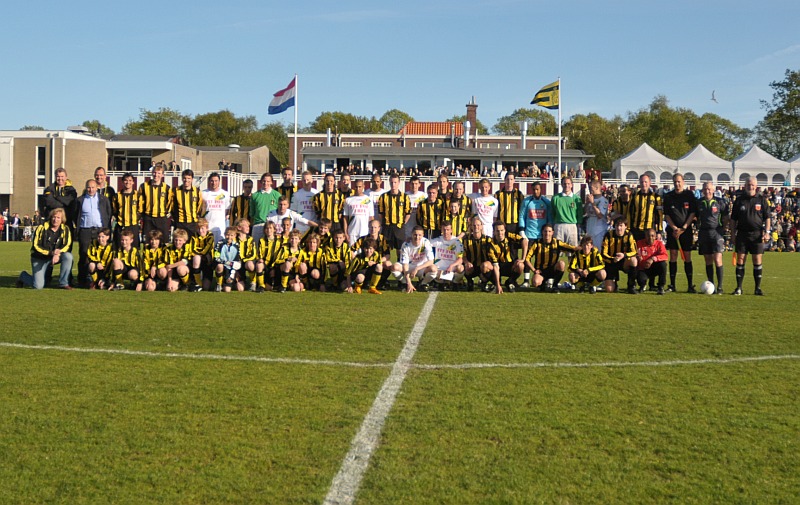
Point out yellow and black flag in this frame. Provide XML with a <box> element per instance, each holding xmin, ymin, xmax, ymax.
<box><xmin>531</xmin><ymin>80</ymin><xmax>559</xmax><ymax>110</ymax></box>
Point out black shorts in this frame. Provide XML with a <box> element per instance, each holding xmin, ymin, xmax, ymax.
<box><xmin>497</xmin><ymin>262</ymin><xmax>516</xmax><ymax>278</ymax></box>
<box><xmin>573</xmin><ymin>269</ymin><xmax>604</xmax><ymax>283</ymax></box>
<box><xmin>604</xmin><ymin>259</ymin><xmax>630</xmax><ymax>281</ymax></box>
<box><xmin>384</xmin><ymin>225</ymin><xmax>406</xmax><ymax>250</ymax></box>
<box><xmin>698</xmin><ymin>230</ymin><xmax>725</xmax><ymax>255</ymax></box>
<box><xmin>735</xmin><ymin>234</ymin><xmax>764</xmax><ymax>255</ymax></box>
<box><xmin>631</xmin><ymin>228</ymin><xmax>647</xmax><ymax>241</ymax></box>
<box><xmin>535</xmin><ymin>265</ymin><xmax>560</xmax><ymax>280</ymax></box>
<box><xmin>666</xmin><ymin>230</ymin><xmax>693</xmax><ymax>252</ymax></box>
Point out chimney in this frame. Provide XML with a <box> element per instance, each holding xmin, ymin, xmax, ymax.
<box><xmin>465</xmin><ymin>96</ymin><xmax>477</xmax><ymax>140</ymax></box>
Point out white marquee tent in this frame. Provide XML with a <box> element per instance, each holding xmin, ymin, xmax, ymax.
<box><xmin>676</xmin><ymin>144</ymin><xmax>732</xmax><ymax>186</ymax></box>
<box><xmin>732</xmin><ymin>145</ymin><xmax>790</xmax><ymax>186</ymax></box>
<box><xmin>611</xmin><ymin>143</ymin><xmax>677</xmax><ymax>183</ymax></box>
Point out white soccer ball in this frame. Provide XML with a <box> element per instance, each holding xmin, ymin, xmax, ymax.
<box><xmin>700</xmin><ymin>281</ymin><xmax>716</xmax><ymax>295</ymax></box>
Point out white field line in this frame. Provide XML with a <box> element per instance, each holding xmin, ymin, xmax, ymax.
<box><xmin>413</xmin><ymin>354</ymin><xmax>800</xmax><ymax>370</ymax></box>
<box><xmin>323</xmin><ymin>292</ymin><xmax>438</xmax><ymax>505</ymax></box>
<box><xmin>0</xmin><ymin>342</ymin><xmax>392</xmax><ymax>368</ymax></box>
<box><xmin>1</xmin><ymin>342</ymin><xmax>797</xmax><ymax>372</ymax></box>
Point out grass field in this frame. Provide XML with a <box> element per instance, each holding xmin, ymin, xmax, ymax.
<box><xmin>1</xmin><ymin>242</ymin><xmax>798</xmax><ymax>504</ymax></box>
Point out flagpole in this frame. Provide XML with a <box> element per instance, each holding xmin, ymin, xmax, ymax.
<box><xmin>557</xmin><ymin>76</ymin><xmax>562</xmax><ymax>184</ymax></box>
<box><xmin>293</xmin><ymin>73</ymin><xmax>298</xmax><ymax>179</ymax></box>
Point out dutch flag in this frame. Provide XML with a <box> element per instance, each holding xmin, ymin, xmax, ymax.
<box><xmin>268</xmin><ymin>77</ymin><xmax>296</xmax><ymax>115</ymax></box>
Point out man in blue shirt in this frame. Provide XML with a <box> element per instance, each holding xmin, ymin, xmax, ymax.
<box><xmin>76</xmin><ymin>179</ymin><xmax>112</xmax><ymax>287</ymax></box>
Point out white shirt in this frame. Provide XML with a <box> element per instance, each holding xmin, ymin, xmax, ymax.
<box><xmin>290</xmin><ymin>187</ymin><xmax>319</xmax><ymax>234</ymax></box>
<box><xmin>585</xmin><ymin>195</ymin><xmax>609</xmax><ymax>235</ymax></box>
<box><xmin>201</xmin><ymin>188</ymin><xmax>230</xmax><ymax>242</ymax></box>
<box><xmin>431</xmin><ymin>236</ymin><xmax>463</xmax><ymax>270</ymax></box>
<box><xmin>471</xmin><ymin>193</ymin><xmax>499</xmax><ymax>236</ymax></box>
<box><xmin>405</xmin><ymin>190</ymin><xmax>427</xmax><ymax>233</ymax></box>
<box><xmin>267</xmin><ymin>209</ymin><xmax>310</xmax><ymax>234</ymax></box>
<box><xmin>343</xmin><ymin>194</ymin><xmax>375</xmax><ymax>245</ymax></box>
<box><xmin>365</xmin><ymin>188</ymin><xmax>386</xmax><ymax>224</ymax></box>
<box><xmin>400</xmin><ymin>238</ymin><xmax>434</xmax><ymax>267</ymax></box>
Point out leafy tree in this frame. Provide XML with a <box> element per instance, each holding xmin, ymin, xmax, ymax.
<box><xmin>20</xmin><ymin>125</ymin><xmax>45</xmax><ymax>130</ymax></box>
<box><xmin>246</xmin><ymin>121</ymin><xmax>291</xmax><ymax>167</ymax></box>
<box><xmin>564</xmin><ymin>113</ymin><xmax>635</xmax><ymax>170</ymax></box>
<box><xmin>308</xmin><ymin>111</ymin><xmax>383</xmax><ymax>134</ymax></box>
<box><xmin>379</xmin><ymin>109</ymin><xmax>414</xmax><ymax>134</ymax></box>
<box><xmin>122</xmin><ymin>107</ymin><xmax>187</xmax><ymax>137</ymax></box>
<box><xmin>183</xmin><ymin>110</ymin><xmax>259</xmax><ymax>146</ymax></box>
<box><xmin>755</xmin><ymin>68</ymin><xmax>800</xmax><ymax>159</ymax></box>
<box><xmin>445</xmin><ymin>115</ymin><xmax>489</xmax><ymax>135</ymax></box>
<box><xmin>82</xmin><ymin>120</ymin><xmax>115</xmax><ymax>137</ymax></box>
<box><xmin>625</xmin><ymin>96</ymin><xmax>693</xmax><ymax>159</ymax></box>
<box><xmin>493</xmin><ymin>108</ymin><xmax>557</xmax><ymax>136</ymax></box>
<box><xmin>686</xmin><ymin>113</ymin><xmax>750</xmax><ymax>160</ymax></box>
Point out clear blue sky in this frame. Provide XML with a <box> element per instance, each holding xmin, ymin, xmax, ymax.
<box><xmin>2</xmin><ymin>0</ymin><xmax>797</xmax><ymax>134</ymax></box>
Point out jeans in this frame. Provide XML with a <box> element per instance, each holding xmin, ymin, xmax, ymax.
<box><xmin>20</xmin><ymin>253</ymin><xmax>74</xmax><ymax>289</ymax></box>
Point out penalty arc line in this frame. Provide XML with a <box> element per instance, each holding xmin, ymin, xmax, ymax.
<box><xmin>323</xmin><ymin>292</ymin><xmax>438</xmax><ymax>505</ymax></box>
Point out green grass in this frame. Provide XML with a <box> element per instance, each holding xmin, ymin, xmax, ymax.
<box><xmin>1</xmin><ymin>242</ymin><xmax>799</xmax><ymax>503</ymax></box>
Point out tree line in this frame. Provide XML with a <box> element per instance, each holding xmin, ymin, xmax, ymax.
<box><xmin>21</xmin><ymin>68</ymin><xmax>799</xmax><ymax>172</ymax></box>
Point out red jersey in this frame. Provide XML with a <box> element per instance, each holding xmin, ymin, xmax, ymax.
<box><xmin>635</xmin><ymin>238</ymin><xmax>667</xmax><ymax>269</ymax></box>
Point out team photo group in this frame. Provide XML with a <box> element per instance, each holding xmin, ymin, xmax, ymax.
<box><xmin>17</xmin><ymin>163</ymin><xmax>771</xmax><ymax>296</ymax></box>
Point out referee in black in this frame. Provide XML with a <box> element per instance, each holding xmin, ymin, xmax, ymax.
<box><xmin>663</xmin><ymin>173</ymin><xmax>697</xmax><ymax>292</ymax></box>
<box><xmin>730</xmin><ymin>177</ymin><xmax>770</xmax><ymax>296</ymax></box>
<box><xmin>696</xmin><ymin>182</ymin><xmax>728</xmax><ymax>293</ymax></box>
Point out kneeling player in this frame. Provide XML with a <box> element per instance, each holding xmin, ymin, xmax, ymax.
<box><xmin>635</xmin><ymin>228</ymin><xmax>668</xmax><ymax>295</ymax></box>
<box><xmin>601</xmin><ymin>217</ymin><xmax>638</xmax><ymax>293</ymax></box>
<box><xmin>394</xmin><ymin>226</ymin><xmax>436</xmax><ymax>293</ymax></box>
<box><xmin>256</xmin><ymin>222</ymin><xmax>283</xmax><ymax>292</ymax></box>
<box><xmin>524</xmin><ymin>223</ymin><xmax>576</xmax><ymax>292</ymax></box>
<box><xmin>110</xmin><ymin>229</ymin><xmax>142</xmax><ymax>291</ymax></box>
<box><xmin>461</xmin><ymin>216</ymin><xmax>493</xmax><ymax>291</ymax></box>
<box><xmin>275</xmin><ymin>230</ymin><xmax>304</xmax><ymax>292</ymax></box>
<box><xmin>87</xmin><ymin>228</ymin><xmax>113</xmax><ymax>290</ymax></box>
<box><xmin>300</xmin><ymin>233</ymin><xmax>327</xmax><ymax>291</ymax></box>
<box><xmin>346</xmin><ymin>237</ymin><xmax>383</xmax><ymax>294</ymax></box>
<box><xmin>165</xmin><ymin>228</ymin><xmax>193</xmax><ymax>292</ymax></box>
<box><xmin>190</xmin><ymin>218</ymin><xmax>215</xmax><ymax>292</ymax></box>
<box><xmin>215</xmin><ymin>227</ymin><xmax>242</xmax><ymax>292</ymax></box>
<box><xmin>487</xmin><ymin>220</ymin><xmax>524</xmax><ymax>294</ymax></box>
<box><xmin>568</xmin><ymin>235</ymin><xmax>606</xmax><ymax>293</ymax></box>
<box><xmin>430</xmin><ymin>220</ymin><xmax>465</xmax><ymax>290</ymax></box>
<box><xmin>141</xmin><ymin>230</ymin><xmax>166</xmax><ymax>291</ymax></box>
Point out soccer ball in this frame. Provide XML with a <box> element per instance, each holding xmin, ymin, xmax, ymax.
<box><xmin>700</xmin><ymin>281</ymin><xmax>716</xmax><ymax>295</ymax></box>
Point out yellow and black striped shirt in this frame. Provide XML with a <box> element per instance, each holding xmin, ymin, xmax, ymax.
<box><xmin>611</xmin><ymin>198</ymin><xmax>632</xmax><ymax>223</ymax></box>
<box><xmin>138</xmin><ymin>181</ymin><xmax>172</xmax><ymax>218</ymax></box>
<box><xmin>113</xmin><ymin>247</ymin><xmax>141</xmax><ymax>269</ymax></box>
<box><xmin>629</xmin><ymin>191</ymin><xmax>663</xmax><ymax>232</ymax></box>
<box><xmin>325</xmin><ymin>241</ymin><xmax>352</xmax><ymax>265</ymax></box>
<box><xmin>569</xmin><ymin>248</ymin><xmax>605</xmax><ymax>272</ymax></box>
<box><xmin>229</xmin><ymin>194</ymin><xmax>251</xmax><ymax>226</ymax></box>
<box><xmin>488</xmin><ymin>232</ymin><xmax>523</xmax><ymax>263</ymax></box>
<box><xmin>461</xmin><ymin>234</ymin><xmax>493</xmax><ymax>265</ymax></box>
<box><xmin>192</xmin><ymin>233</ymin><xmax>215</xmax><ymax>256</ymax></box>
<box><xmin>275</xmin><ymin>246</ymin><xmax>303</xmax><ymax>268</ymax></box>
<box><xmin>87</xmin><ymin>242</ymin><xmax>114</xmax><ymax>267</ymax></box>
<box><xmin>417</xmin><ymin>199</ymin><xmax>444</xmax><ymax>232</ymax></box>
<box><xmin>113</xmin><ymin>191</ymin><xmax>139</xmax><ymax>227</ymax></box>
<box><xmin>278</xmin><ymin>184</ymin><xmax>297</xmax><ymax>203</ymax></box>
<box><xmin>237</xmin><ymin>236</ymin><xmax>257</xmax><ymax>262</ymax></box>
<box><xmin>445</xmin><ymin>194</ymin><xmax>472</xmax><ymax>218</ymax></box>
<box><xmin>141</xmin><ymin>246</ymin><xmax>166</xmax><ymax>277</ymax></box>
<box><xmin>379</xmin><ymin>191</ymin><xmax>410</xmax><ymax>228</ymax></box>
<box><xmin>300</xmin><ymin>249</ymin><xmax>326</xmax><ymax>271</ymax></box>
<box><xmin>494</xmin><ymin>189</ymin><xmax>523</xmax><ymax>226</ymax></box>
<box><xmin>525</xmin><ymin>238</ymin><xmax>577</xmax><ymax>270</ymax></box>
<box><xmin>172</xmin><ymin>186</ymin><xmax>203</xmax><ymax>224</ymax></box>
<box><xmin>313</xmin><ymin>191</ymin><xmax>345</xmax><ymax>224</ymax></box>
<box><xmin>352</xmin><ymin>234</ymin><xmax>390</xmax><ymax>258</ymax></box>
<box><xmin>447</xmin><ymin>214</ymin><xmax>468</xmax><ymax>237</ymax></box>
<box><xmin>258</xmin><ymin>236</ymin><xmax>285</xmax><ymax>267</ymax></box>
<box><xmin>347</xmin><ymin>250</ymin><xmax>382</xmax><ymax>275</ymax></box>
<box><xmin>165</xmin><ymin>243</ymin><xmax>193</xmax><ymax>265</ymax></box>
<box><xmin>601</xmin><ymin>230</ymin><xmax>638</xmax><ymax>263</ymax></box>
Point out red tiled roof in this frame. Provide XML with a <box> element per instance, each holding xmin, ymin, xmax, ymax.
<box><xmin>399</xmin><ymin>122</ymin><xmax>464</xmax><ymax>136</ymax></box>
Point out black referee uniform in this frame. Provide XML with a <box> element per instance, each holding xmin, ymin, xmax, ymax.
<box><xmin>730</xmin><ymin>191</ymin><xmax>769</xmax><ymax>294</ymax></box>
<box><xmin>663</xmin><ymin>188</ymin><xmax>697</xmax><ymax>290</ymax></box>
<box><xmin>696</xmin><ymin>196</ymin><xmax>727</xmax><ymax>289</ymax></box>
